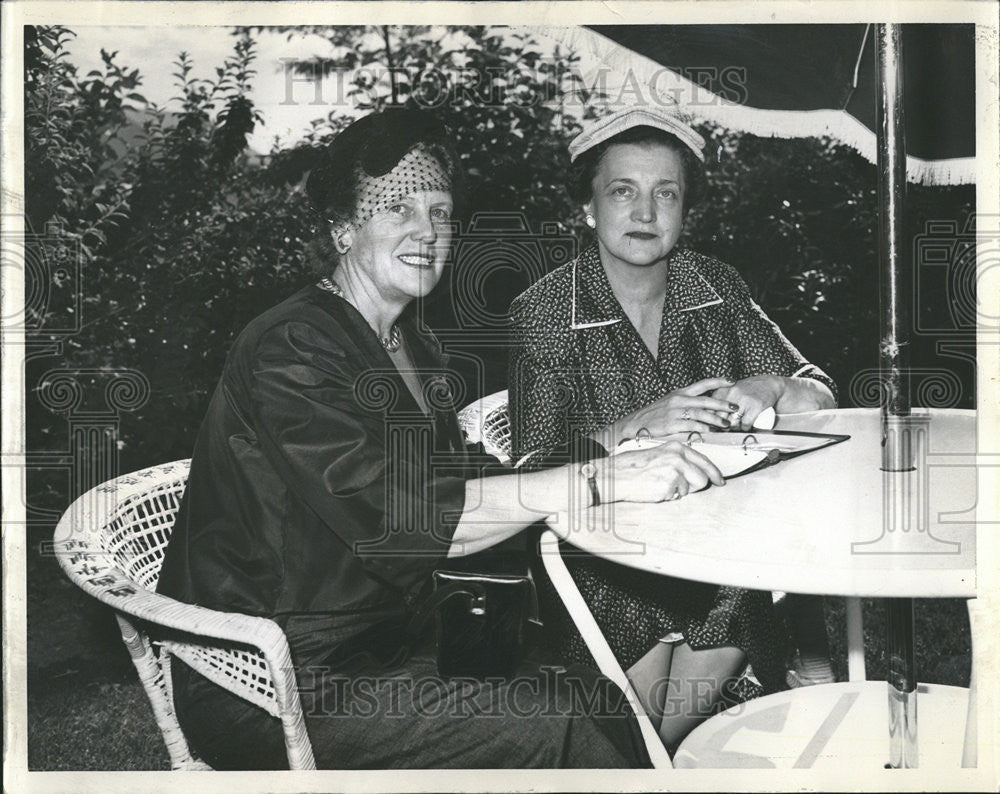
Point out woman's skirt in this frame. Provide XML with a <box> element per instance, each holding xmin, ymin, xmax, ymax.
<box><xmin>535</xmin><ymin>543</ymin><xmax>789</xmax><ymax>700</ymax></box>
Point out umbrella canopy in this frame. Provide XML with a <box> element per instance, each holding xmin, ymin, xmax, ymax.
<box><xmin>547</xmin><ymin>24</ymin><xmax>975</xmax><ymax>185</ymax></box>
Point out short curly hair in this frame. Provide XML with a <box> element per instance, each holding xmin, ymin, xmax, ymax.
<box><xmin>306</xmin><ymin>108</ymin><xmax>461</xmax><ymax>227</ymax></box>
<box><xmin>565</xmin><ymin>125</ymin><xmax>707</xmax><ymax>216</ymax></box>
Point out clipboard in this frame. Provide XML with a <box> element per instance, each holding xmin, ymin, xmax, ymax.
<box><xmin>611</xmin><ymin>428</ymin><xmax>851</xmax><ymax>479</ymax></box>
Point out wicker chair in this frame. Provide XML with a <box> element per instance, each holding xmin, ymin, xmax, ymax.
<box><xmin>455</xmin><ymin>388</ymin><xmax>513</xmax><ymax>465</ymax></box>
<box><xmin>52</xmin><ymin>460</ymin><xmax>316</xmax><ymax>770</ymax></box>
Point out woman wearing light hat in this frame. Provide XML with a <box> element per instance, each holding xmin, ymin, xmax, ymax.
<box><xmin>508</xmin><ymin>107</ymin><xmax>837</xmax><ymax>750</ymax></box>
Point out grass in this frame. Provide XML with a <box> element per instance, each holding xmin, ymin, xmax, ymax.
<box><xmin>24</xmin><ymin>526</ymin><xmax>971</xmax><ymax>771</ymax></box>
<box><xmin>826</xmin><ymin>597</ymin><xmax>971</xmax><ymax>686</ymax></box>
<box><xmin>28</xmin><ymin>680</ymin><xmax>169</xmax><ymax>771</ymax></box>
<box><xmin>26</xmin><ymin>526</ymin><xmax>170</xmax><ymax>770</ymax></box>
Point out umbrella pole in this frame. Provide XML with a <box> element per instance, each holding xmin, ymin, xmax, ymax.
<box><xmin>876</xmin><ymin>22</ymin><xmax>918</xmax><ymax>770</ymax></box>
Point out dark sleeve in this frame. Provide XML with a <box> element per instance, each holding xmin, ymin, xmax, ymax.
<box><xmin>248</xmin><ymin>318</ymin><xmax>468</xmax><ymax>587</ymax></box>
<box><xmin>715</xmin><ymin>263</ymin><xmax>839</xmax><ymax>404</ymax></box>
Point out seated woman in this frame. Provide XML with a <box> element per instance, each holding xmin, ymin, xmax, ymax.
<box><xmin>508</xmin><ymin>107</ymin><xmax>837</xmax><ymax>749</ymax></box>
<box><xmin>156</xmin><ymin>108</ymin><xmax>727</xmax><ymax>770</ymax></box>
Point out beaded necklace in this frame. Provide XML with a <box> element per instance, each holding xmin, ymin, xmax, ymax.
<box><xmin>317</xmin><ymin>276</ymin><xmax>401</xmax><ymax>352</ymax></box>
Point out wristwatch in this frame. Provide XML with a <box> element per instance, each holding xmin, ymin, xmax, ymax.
<box><xmin>579</xmin><ymin>462</ymin><xmax>600</xmax><ymax>507</ymax></box>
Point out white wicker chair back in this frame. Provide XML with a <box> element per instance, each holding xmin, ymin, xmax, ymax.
<box><xmin>455</xmin><ymin>389</ymin><xmax>511</xmax><ymax>464</ymax></box>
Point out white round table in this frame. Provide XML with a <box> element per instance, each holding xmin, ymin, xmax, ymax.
<box><xmin>544</xmin><ymin>407</ymin><xmax>979</xmax><ymax>769</ymax></box>
<box><xmin>545</xmin><ymin>408</ymin><xmax>977</xmax><ymax>598</ymax></box>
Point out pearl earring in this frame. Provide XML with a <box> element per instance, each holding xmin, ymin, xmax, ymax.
<box><xmin>585</xmin><ymin>214</ymin><xmax>596</xmax><ymax>228</ymax></box>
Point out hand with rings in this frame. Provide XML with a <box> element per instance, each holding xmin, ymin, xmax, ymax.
<box><xmin>617</xmin><ymin>377</ymin><xmax>740</xmax><ymax>440</ymax></box>
<box><xmin>711</xmin><ymin>375</ymin><xmax>784</xmax><ymax>431</ymax></box>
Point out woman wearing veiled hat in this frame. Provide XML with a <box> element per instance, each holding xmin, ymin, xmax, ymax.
<box><xmin>508</xmin><ymin>107</ymin><xmax>838</xmax><ymax>750</ymax></box>
<box><xmin>156</xmin><ymin>107</ymin><xmax>731</xmax><ymax>769</ymax></box>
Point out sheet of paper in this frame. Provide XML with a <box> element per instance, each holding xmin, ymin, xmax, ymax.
<box><xmin>754</xmin><ymin>406</ymin><xmax>777</xmax><ymax>429</ymax></box>
<box><xmin>611</xmin><ymin>437</ymin><xmax>769</xmax><ymax>478</ymax></box>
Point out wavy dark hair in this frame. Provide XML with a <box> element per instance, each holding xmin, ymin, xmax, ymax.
<box><xmin>565</xmin><ymin>126</ymin><xmax>707</xmax><ymax>216</ymax></box>
<box><xmin>306</xmin><ymin>108</ymin><xmax>461</xmax><ymax>227</ymax></box>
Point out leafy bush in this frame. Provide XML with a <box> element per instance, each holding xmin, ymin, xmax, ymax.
<box><xmin>25</xmin><ymin>28</ymin><xmax>315</xmax><ymax>471</ymax></box>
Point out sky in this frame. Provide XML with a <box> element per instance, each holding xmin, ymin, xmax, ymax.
<box><xmin>62</xmin><ymin>25</ymin><xmax>589</xmax><ymax>155</ymax></box>
<box><xmin>65</xmin><ymin>26</ymin><xmax>372</xmax><ymax>153</ymax></box>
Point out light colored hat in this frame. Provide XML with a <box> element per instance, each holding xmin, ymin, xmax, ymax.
<box><xmin>569</xmin><ymin>108</ymin><xmax>705</xmax><ymax>163</ymax></box>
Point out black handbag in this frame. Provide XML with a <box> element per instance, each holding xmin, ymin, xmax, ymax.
<box><xmin>408</xmin><ymin>570</ymin><xmax>535</xmax><ymax>679</ymax></box>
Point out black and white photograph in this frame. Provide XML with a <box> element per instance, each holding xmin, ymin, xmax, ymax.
<box><xmin>2</xmin><ymin>1</ymin><xmax>998</xmax><ymax>791</ymax></box>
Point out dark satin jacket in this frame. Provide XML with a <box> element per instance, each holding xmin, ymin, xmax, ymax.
<box><xmin>157</xmin><ymin>283</ymin><xmax>472</xmax><ymax>669</ymax></box>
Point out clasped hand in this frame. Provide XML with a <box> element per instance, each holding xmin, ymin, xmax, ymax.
<box><xmin>608</xmin><ymin>374</ymin><xmax>786</xmax><ymax>503</ymax></box>
<box><xmin>619</xmin><ymin>375</ymin><xmax>784</xmax><ymax>438</ymax></box>
<box><xmin>710</xmin><ymin>374</ymin><xmax>784</xmax><ymax>431</ymax></box>
<box><xmin>621</xmin><ymin>377</ymin><xmax>741</xmax><ymax>438</ymax></box>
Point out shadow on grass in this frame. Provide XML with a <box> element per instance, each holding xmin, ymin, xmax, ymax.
<box><xmin>26</xmin><ymin>526</ymin><xmax>170</xmax><ymax>770</ymax></box>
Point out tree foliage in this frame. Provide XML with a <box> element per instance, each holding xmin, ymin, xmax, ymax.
<box><xmin>25</xmin><ymin>26</ymin><xmax>314</xmax><ymax>470</ymax></box>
